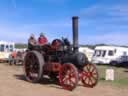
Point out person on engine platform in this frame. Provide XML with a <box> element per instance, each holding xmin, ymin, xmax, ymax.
<box><xmin>38</xmin><ymin>32</ymin><xmax>48</xmax><ymax>45</ymax></box>
<box><xmin>28</xmin><ymin>34</ymin><xmax>37</xmax><ymax>50</ymax></box>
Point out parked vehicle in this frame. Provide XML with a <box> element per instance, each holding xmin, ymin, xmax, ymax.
<box><xmin>0</xmin><ymin>41</ymin><xmax>15</xmax><ymax>62</ymax></box>
<box><xmin>91</xmin><ymin>46</ymin><xmax>128</xmax><ymax>66</ymax></box>
<box><xmin>23</xmin><ymin>16</ymin><xmax>99</xmax><ymax>91</ymax></box>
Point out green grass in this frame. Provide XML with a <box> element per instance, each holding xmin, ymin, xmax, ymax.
<box><xmin>97</xmin><ymin>65</ymin><xmax>128</xmax><ymax>87</ymax></box>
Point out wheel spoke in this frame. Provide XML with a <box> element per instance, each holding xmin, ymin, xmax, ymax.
<box><xmin>90</xmin><ymin>67</ymin><xmax>95</xmax><ymax>72</ymax></box>
<box><xmin>89</xmin><ymin>77</ymin><xmax>93</xmax><ymax>85</ymax></box>
<box><xmin>89</xmin><ymin>64</ymin><xmax>94</xmax><ymax>72</ymax></box>
<box><xmin>63</xmin><ymin>77</ymin><xmax>69</xmax><ymax>83</ymax></box>
<box><xmin>92</xmin><ymin>72</ymin><xmax>97</xmax><ymax>75</ymax></box>
<box><xmin>82</xmin><ymin>67</ymin><xmax>88</xmax><ymax>73</ymax></box>
<box><xmin>82</xmin><ymin>76</ymin><xmax>88</xmax><ymax>82</ymax></box>
<box><xmin>69</xmin><ymin>79</ymin><xmax>75</xmax><ymax>86</ymax></box>
<box><xmin>92</xmin><ymin>74</ymin><xmax>98</xmax><ymax>80</ymax></box>
<box><xmin>82</xmin><ymin>71</ymin><xmax>88</xmax><ymax>77</ymax></box>
<box><xmin>91</xmin><ymin>76</ymin><xmax>97</xmax><ymax>82</ymax></box>
<box><xmin>86</xmin><ymin>65</ymin><xmax>90</xmax><ymax>72</ymax></box>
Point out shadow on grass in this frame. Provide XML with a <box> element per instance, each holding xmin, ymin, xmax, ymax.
<box><xmin>14</xmin><ymin>74</ymin><xmax>26</xmax><ymax>81</ymax></box>
<box><xmin>100</xmin><ymin>77</ymin><xmax>105</xmax><ymax>81</ymax></box>
<box><xmin>3</xmin><ymin>62</ymin><xmax>23</xmax><ymax>67</ymax></box>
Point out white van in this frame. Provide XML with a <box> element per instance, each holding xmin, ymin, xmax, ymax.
<box><xmin>91</xmin><ymin>46</ymin><xmax>128</xmax><ymax>65</ymax></box>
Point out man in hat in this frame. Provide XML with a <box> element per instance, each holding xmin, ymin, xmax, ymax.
<box><xmin>38</xmin><ymin>32</ymin><xmax>48</xmax><ymax>45</ymax></box>
<box><xmin>28</xmin><ymin>34</ymin><xmax>37</xmax><ymax>50</ymax></box>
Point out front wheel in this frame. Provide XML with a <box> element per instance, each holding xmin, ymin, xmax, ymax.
<box><xmin>80</xmin><ymin>64</ymin><xmax>99</xmax><ymax>88</ymax></box>
<box><xmin>59</xmin><ymin>63</ymin><xmax>79</xmax><ymax>91</ymax></box>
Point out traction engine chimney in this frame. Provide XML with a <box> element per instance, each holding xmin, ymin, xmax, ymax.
<box><xmin>72</xmin><ymin>16</ymin><xmax>79</xmax><ymax>52</ymax></box>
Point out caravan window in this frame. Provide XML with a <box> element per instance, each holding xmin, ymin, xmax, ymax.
<box><xmin>97</xmin><ymin>50</ymin><xmax>101</xmax><ymax>56</ymax></box>
<box><xmin>123</xmin><ymin>52</ymin><xmax>127</xmax><ymax>56</ymax></box>
<box><xmin>93</xmin><ymin>50</ymin><xmax>101</xmax><ymax>57</ymax></box>
<box><xmin>6</xmin><ymin>45</ymin><xmax>9</xmax><ymax>52</ymax></box>
<box><xmin>93</xmin><ymin>51</ymin><xmax>97</xmax><ymax>56</ymax></box>
<box><xmin>10</xmin><ymin>45</ymin><xmax>13</xmax><ymax>52</ymax></box>
<box><xmin>6</xmin><ymin>45</ymin><xmax>9</xmax><ymax>48</ymax></box>
<box><xmin>0</xmin><ymin>44</ymin><xmax>4</xmax><ymax>52</ymax></box>
<box><xmin>108</xmin><ymin>50</ymin><xmax>114</xmax><ymax>56</ymax></box>
<box><xmin>102</xmin><ymin>50</ymin><xmax>106</xmax><ymax>57</ymax></box>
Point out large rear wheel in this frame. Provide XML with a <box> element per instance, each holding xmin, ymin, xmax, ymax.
<box><xmin>59</xmin><ymin>63</ymin><xmax>79</xmax><ymax>91</ymax></box>
<box><xmin>23</xmin><ymin>51</ymin><xmax>44</xmax><ymax>83</ymax></box>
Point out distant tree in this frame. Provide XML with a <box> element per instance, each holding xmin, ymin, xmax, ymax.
<box><xmin>15</xmin><ymin>43</ymin><xmax>27</xmax><ymax>49</ymax></box>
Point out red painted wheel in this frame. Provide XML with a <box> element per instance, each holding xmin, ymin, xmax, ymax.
<box><xmin>23</xmin><ymin>51</ymin><xmax>44</xmax><ymax>83</ymax></box>
<box><xmin>59</xmin><ymin>63</ymin><xmax>79</xmax><ymax>91</ymax></box>
<box><xmin>80</xmin><ymin>64</ymin><xmax>99</xmax><ymax>88</ymax></box>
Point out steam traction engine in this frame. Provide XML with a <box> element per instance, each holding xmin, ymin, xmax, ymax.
<box><xmin>23</xmin><ymin>16</ymin><xmax>99</xmax><ymax>91</ymax></box>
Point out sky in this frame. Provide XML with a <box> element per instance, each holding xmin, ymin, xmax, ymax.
<box><xmin>0</xmin><ymin>0</ymin><xmax>128</xmax><ymax>45</ymax></box>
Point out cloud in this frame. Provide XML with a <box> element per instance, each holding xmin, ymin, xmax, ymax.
<box><xmin>80</xmin><ymin>3</ymin><xmax>128</xmax><ymax>20</ymax></box>
<box><xmin>0</xmin><ymin>20</ymin><xmax>72</xmax><ymax>43</ymax></box>
<box><xmin>108</xmin><ymin>5</ymin><xmax>128</xmax><ymax>17</ymax></box>
<box><xmin>1</xmin><ymin>16</ymin><xmax>128</xmax><ymax>45</ymax></box>
<box><xmin>80</xmin><ymin>32</ymin><xmax>128</xmax><ymax>45</ymax></box>
<box><xmin>1</xmin><ymin>20</ymin><xmax>128</xmax><ymax>45</ymax></box>
<box><xmin>79</xmin><ymin>3</ymin><xmax>128</xmax><ymax>46</ymax></box>
<box><xmin>1</xmin><ymin>1</ymin><xmax>128</xmax><ymax>45</ymax></box>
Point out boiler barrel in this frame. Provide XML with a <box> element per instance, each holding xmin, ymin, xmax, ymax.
<box><xmin>72</xmin><ymin>16</ymin><xmax>79</xmax><ymax>52</ymax></box>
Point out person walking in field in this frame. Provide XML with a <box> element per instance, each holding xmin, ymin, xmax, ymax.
<box><xmin>9</xmin><ymin>51</ymin><xmax>17</xmax><ymax>65</ymax></box>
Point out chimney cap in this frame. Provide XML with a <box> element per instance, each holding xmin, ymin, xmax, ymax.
<box><xmin>72</xmin><ymin>16</ymin><xmax>79</xmax><ymax>19</ymax></box>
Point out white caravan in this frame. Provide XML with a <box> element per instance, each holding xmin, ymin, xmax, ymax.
<box><xmin>91</xmin><ymin>46</ymin><xmax>128</xmax><ymax>65</ymax></box>
<box><xmin>0</xmin><ymin>41</ymin><xmax>15</xmax><ymax>62</ymax></box>
<box><xmin>79</xmin><ymin>47</ymin><xmax>94</xmax><ymax>62</ymax></box>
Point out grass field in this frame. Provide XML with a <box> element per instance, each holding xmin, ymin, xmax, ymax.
<box><xmin>97</xmin><ymin>65</ymin><xmax>128</xmax><ymax>87</ymax></box>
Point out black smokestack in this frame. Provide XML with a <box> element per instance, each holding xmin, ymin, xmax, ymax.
<box><xmin>72</xmin><ymin>16</ymin><xmax>79</xmax><ymax>52</ymax></box>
